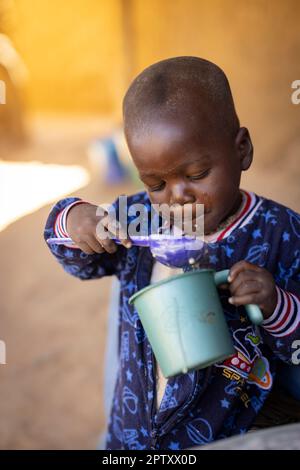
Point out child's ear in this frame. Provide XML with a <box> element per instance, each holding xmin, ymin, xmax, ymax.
<box><xmin>235</xmin><ymin>127</ymin><xmax>253</xmax><ymax>171</ymax></box>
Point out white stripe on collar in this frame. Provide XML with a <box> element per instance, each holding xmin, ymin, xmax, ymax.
<box><xmin>204</xmin><ymin>190</ymin><xmax>263</xmax><ymax>243</ymax></box>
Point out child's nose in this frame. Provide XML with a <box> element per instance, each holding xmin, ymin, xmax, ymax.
<box><xmin>169</xmin><ymin>182</ymin><xmax>195</xmax><ymax>206</ymax></box>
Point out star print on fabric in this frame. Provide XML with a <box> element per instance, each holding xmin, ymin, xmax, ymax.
<box><xmin>209</xmin><ymin>255</ymin><xmax>218</xmax><ymax>264</ymax></box>
<box><xmin>65</xmin><ymin>249</ymin><xmax>75</xmax><ymax>258</ymax></box>
<box><xmin>223</xmin><ymin>246</ymin><xmax>234</xmax><ymax>258</ymax></box>
<box><xmin>252</xmin><ymin>229</ymin><xmax>262</xmax><ymax>239</ymax></box>
<box><xmin>126</xmin><ymin>280</ymin><xmax>136</xmax><ymax>293</ymax></box>
<box><xmin>283</xmin><ymin>231</ymin><xmax>290</xmax><ymax>242</ymax></box>
<box><xmin>126</xmin><ymin>369</ymin><xmax>133</xmax><ymax>382</ymax></box>
<box><xmin>220</xmin><ymin>398</ymin><xmax>230</xmax><ymax>409</ymax></box>
<box><xmin>262</xmin><ymin>210</ymin><xmax>274</xmax><ymax>222</ymax></box>
<box><xmin>168</xmin><ymin>441</ymin><xmax>180</xmax><ymax>450</ymax></box>
<box><xmin>140</xmin><ymin>426</ymin><xmax>148</xmax><ymax>437</ymax></box>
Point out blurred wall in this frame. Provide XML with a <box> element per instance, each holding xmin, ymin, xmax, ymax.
<box><xmin>10</xmin><ymin>0</ymin><xmax>126</xmax><ymax>115</ymax></box>
<box><xmin>133</xmin><ymin>0</ymin><xmax>300</xmax><ymax>165</ymax></box>
<box><xmin>5</xmin><ymin>0</ymin><xmax>300</xmax><ymax>163</ymax></box>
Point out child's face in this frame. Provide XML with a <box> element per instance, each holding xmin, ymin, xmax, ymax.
<box><xmin>126</xmin><ymin>116</ymin><xmax>252</xmax><ymax>234</ymax></box>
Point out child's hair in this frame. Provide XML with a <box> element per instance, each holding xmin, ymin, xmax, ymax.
<box><xmin>123</xmin><ymin>56</ymin><xmax>240</xmax><ymax>140</ymax></box>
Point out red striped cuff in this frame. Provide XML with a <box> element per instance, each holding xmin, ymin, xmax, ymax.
<box><xmin>262</xmin><ymin>286</ymin><xmax>300</xmax><ymax>337</ymax></box>
<box><xmin>54</xmin><ymin>200</ymin><xmax>85</xmax><ymax>240</ymax></box>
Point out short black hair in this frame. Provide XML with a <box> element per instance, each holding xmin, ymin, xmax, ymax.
<box><xmin>123</xmin><ymin>56</ymin><xmax>239</xmax><ymax>140</ymax></box>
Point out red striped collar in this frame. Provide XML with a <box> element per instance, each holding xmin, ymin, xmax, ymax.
<box><xmin>205</xmin><ymin>190</ymin><xmax>263</xmax><ymax>243</ymax></box>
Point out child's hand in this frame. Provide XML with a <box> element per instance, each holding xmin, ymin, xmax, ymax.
<box><xmin>227</xmin><ymin>261</ymin><xmax>277</xmax><ymax>319</ymax></box>
<box><xmin>66</xmin><ymin>202</ymin><xmax>132</xmax><ymax>255</ymax></box>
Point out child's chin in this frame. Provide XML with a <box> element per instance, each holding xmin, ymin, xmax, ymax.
<box><xmin>203</xmin><ymin>218</ymin><xmax>217</xmax><ymax>235</ymax></box>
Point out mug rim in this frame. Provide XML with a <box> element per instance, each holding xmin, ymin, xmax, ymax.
<box><xmin>129</xmin><ymin>268</ymin><xmax>215</xmax><ymax>305</ymax></box>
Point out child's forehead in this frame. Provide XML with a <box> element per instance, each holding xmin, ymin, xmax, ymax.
<box><xmin>127</xmin><ymin>92</ymin><xmax>225</xmax><ymax>146</ymax></box>
<box><xmin>129</xmin><ymin>113</ymin><xmax>221</xmax><ymax>158</ymax></box>
<box><xmin>129</xmin><ymin>120</ymin><xmax>219</xmax><ymax>176</ymax></box>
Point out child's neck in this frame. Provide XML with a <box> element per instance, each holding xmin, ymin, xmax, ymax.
<box><xmin>205</xmin><ymin>190</ymin><xmax>245</xmax><ymax>241</ymax></box>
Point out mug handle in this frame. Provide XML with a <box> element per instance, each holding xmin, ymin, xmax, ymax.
<box><xmin>214</xmin><ymin>269</ymin><xmax>264</xmax><ymax>326</ymax></box>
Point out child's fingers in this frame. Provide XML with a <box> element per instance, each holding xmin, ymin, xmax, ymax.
<box><xmin>229</xmin><ymin>279</ymin><xmax>261</xmax><ymax>298</ymax></box>
<box><xmin>115</xmin><ymin>223</ymin><xmax>132</xmax><ymax>248</ymax></box>
<box><xmin>98</xmin><ymin>236</ymin><xmax>118</xmax><ymax>254</ymax></box>
<box><xmin>228</xmin><ymin>260</ymin><xmax>261</xmax><ymax>282</ymax></box>
<box><xmin>228</xmin><ymin>292</ymin><xmax>262</xmax><ymax>307</ymax></box>
<box><xmin>76</xmin><ymin>241</ymin><xmax>96</xmax><ymax>255</ymax></box>
<box><xmin>86</xmin><ymin>236</ymin><xmax>106</xmax><ymax>254</ymax></box>
<box><xmin>98</xmin><ymin>215</ymin><xmax>132</xmax><ymax>249</ymax></box>
<box><xmin>229</xmin><ymin>272</ymin><xmax>262</xmax><ymax>296</ymax></box>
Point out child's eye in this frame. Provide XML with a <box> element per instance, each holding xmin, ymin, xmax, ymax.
<box><xmin>188</xmin><ymin>169</ymin><xmax>210</xmax><ymax>181</ymax></box>
<box><xmin>148</xmin><ymin>182</ymin><xmax>166</xmax><ymax>192</ymax></box>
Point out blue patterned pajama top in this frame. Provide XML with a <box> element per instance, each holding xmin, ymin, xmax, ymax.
<box><xmin>44</xmin><ymin>190</ymin><xmax>300</xmax><ymax>450</ymax></box>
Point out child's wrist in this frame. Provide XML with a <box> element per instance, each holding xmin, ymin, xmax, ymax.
<box><xmin>55</xmin><ymin>200</ymin><xmax>86</xmax><ymax>238</ymax></box>
<box><xmin>261</xmin><ymin>287</ymin><xmax>277</xmax><ymax>319</ymax></box>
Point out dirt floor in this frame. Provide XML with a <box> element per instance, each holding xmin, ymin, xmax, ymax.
<box><xmin>0</xmin><ymin>115</ymin><xmax>299</xmax><ymax>449</ymax></box>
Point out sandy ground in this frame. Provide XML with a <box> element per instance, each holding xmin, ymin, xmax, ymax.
<box><xmin>0</xmin><ymin>116</ymin><xmax>137</xmax><ymax>449</ymax></box>
<box><xmin>0</xmin><ymin>116</ymin><xmax>299</xmax><ymax>449</ymax></box>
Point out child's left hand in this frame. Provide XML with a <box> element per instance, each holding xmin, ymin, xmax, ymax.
<box><xmin>227</xmin><ymin>260</ymin><xmax>277</xmax><ymax>319</ymax></box>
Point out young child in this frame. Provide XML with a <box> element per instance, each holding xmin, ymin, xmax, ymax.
<box><xmin>44</xmin><ymin>57</ymin><xmax>300</xmax><ymax>450</ymax></box>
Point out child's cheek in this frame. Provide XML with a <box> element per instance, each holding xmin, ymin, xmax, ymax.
<box><xmin>194</xmin><ymin>191</ymin><xmax>213</xmax><ymax>213</ymax></box>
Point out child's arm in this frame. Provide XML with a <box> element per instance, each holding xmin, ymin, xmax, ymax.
<box><xmin>228</xmin><ymin>258</ymin><xmax>300</xmax><ymax>364</ymax></box>
<box><xmin>259</xmin><ymin>276</ymin><xmax>300</xmax><ymax>363</ymax></box>
<box><xmin>44</xmin><ymin>196</ymin><xmax>131</xmax><ymax>280</ymax></box>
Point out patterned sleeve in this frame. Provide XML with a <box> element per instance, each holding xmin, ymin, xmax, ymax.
<box><xmin>44</xmin><ymin>197</ymin><xmax>127</xmax><ymax>280</ymax></box>
<box><xmin>53</xmin><ymin>199</ymin><xmax>85</xmax><ymax>240</ymax></box>
<box><xmin>260</xmin><ymin>209</ymin><xmax>300</xmax><ymax>363</ymax></box>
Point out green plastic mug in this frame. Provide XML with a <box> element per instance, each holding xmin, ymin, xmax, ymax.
<box><xmin>129</xmin><ymin>269</ymin><xmax>263</xmax><ymax>378</ymax></box>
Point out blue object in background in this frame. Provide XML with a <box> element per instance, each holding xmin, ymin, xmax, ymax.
<box><xmin>88</xmin><ymin>137</ymin><xmax>128</xmax><ymax>185</ymax></box>
<box><xmin>88</xmin><ymin>130</ymin><xmax>143</xmax><ymax>189</ymax></box>
<box><xmin>102</xmin><ymin>138</ymin><xmax>128</xmax><ymax>184</ymax></box>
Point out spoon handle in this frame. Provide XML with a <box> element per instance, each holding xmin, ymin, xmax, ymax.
<box><xmin>46</xmin><ymin>236</ymin><xmax>148</xmax><ymax>247</ymax></box>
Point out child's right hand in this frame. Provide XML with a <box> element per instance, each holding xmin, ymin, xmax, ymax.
<box><xmin>66</xmin><ymin>202</ymin><xmax>132</xmax><ymax>255</ymax></box>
